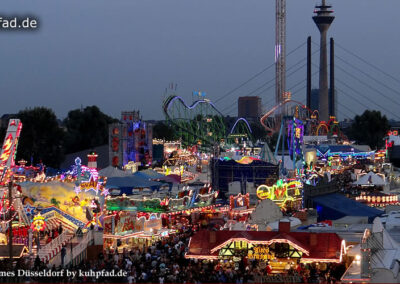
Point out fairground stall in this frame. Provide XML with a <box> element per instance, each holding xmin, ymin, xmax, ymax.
<box><xmin>186</xmin><ymin>222</ymin><xmax>347</xmax><ymax>273</ymax></box>
<box><xmin>20</xmin><ymin>157</ymin><xmax>108</xmax><ymax>231</ymax></box>
<box><xmin>225</xmin><ymin>193</ymin><xmax>254</xmax><ymax>222</ymax></box>
<box><xmin>306</xmin><ymin>145</ymin><xmax>375</xmax><ymax>165</ymax></box>
<box><xmin>256</xmin><ymin>179</ymin><xmax>303</xmax><ymax>213</ymax></box>
<box><xmin>162</xmin><ymin>147</ymin><xmax>200</xmax><ymax>183</ymax></box>
<box><xmin>103</xmin><ymin>185</ymin><xmax>219</xmax><ymax>252</ymax></box>
<box><xmin>355</xmin><ymin>191</ymin><xmax>399</xmax><ymax>208</ymax></box>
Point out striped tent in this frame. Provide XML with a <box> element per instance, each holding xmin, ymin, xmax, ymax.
<box><xmin>46</xmin><ymin>217</ymin><xmax>77</xmax><ymax>232</ymax></box>
<box><xmin>39</xmin><ymin>234</ymin><xmax>74</xmax><ymax>263</ymax></box>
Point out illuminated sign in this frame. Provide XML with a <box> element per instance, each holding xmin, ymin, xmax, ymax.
<box><xmin>112</xmin><ymin>212</ymin><xmax>162</xmax><ymax>236</ymax></box>
<box><xmin>248</xmin><ymin>246</ymin><xmax>271</xmax><ymax>260</ymax></box>
<box><xmin>80</xmin><ymin>177</ymin><xmax>99</xmax><ymax>192</ymax></box>
<box><xmin>256</xmin><ymin>180</ymin><xmax>301</xmax><ymax>201</ymax></box>
<box><xmin>115</xmin><ymin>212</ymin><xmax>136</xmax><ymax>235</ymax></box>
<box><xmin>229</xmin><ymin>193</ymin><xmax>250</xmax><ymax>210</ymax></box>
<box><xmin>71</xmin><ymin>160</ymin><xmax>105</xmax><ymax>195</ymax></box>
<box><xmin>0</xmin><ymin>134</ymin><xmax>13</xmax><ymax>164</ymax></box>
<box><xmin>31</xmin><ymin>213</ymin><xmax>46</xmax><ymax>232</ymax></box>
<box><xmin>0</xmin><ymin>119</ymin><xmax>22</xmax><ymax>168</ymax></box>
<box><xmin>124</xmin><ymin>161</ymin><xmax>138</xmax><ymax>173</ymax></box>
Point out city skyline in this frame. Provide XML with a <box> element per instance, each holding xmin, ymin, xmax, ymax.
<box><xmin>0</xmin><ymin>0</ymin><xmax>399</xmax><ymax>121</ymax></box>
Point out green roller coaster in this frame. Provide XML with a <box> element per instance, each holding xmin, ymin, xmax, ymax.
<box><xmin>163</xmin><ymin>95</ymin><xmax>227</xmax><ymax>150</ymax></box>
<box><xmin>163</xmin><ymin>95</ymin><xmax>254</xmax><ymax>151</ymax></box>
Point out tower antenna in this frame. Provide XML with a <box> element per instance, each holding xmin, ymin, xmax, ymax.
<box><xmin>275</xmin><ymin>0</ymin><xmax>286</xmax><ymax>118</ymax></box>
<box><xmin>313</xmin><ymin>0</ymin><xmax>334</xmax><ymax>121</ymax></box>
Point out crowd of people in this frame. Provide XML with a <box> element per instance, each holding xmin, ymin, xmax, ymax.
<box><xmin>0</xmin><ymin>225</ymin><xmax>347</xmax><ymax>283</ymax></box>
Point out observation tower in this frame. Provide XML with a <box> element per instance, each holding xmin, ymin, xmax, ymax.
<box><xmin>313</xmin><ymin>0</ymin><xmax>334</xmax><ymax>122</ymax></box>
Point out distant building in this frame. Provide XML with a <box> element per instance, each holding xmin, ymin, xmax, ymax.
<box><xmin>238</xmin><ymin>96</ymin><xmax>261</xmax><ymax>119</ymax></box>
<box><xmin>109</xmin><ymin>111</ymin><xmax>153</xmax><ymax>168</ymax></box>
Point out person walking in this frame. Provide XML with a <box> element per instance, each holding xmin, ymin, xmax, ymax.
<box><xmin>61</xmin><ymin>245</ymin><xmax>67</xmax><ymax>267</ymax></box>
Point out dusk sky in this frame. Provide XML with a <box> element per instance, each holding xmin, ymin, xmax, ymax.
<box><xmin>1</xmin><ymin>0</ymin><xmax>399</xmax><ymax>121</ymax></box>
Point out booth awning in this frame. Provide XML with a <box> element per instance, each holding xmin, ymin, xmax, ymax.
<box><xmin>134</xmin><ymin>169</ymin><xmax>165</xmax><ymax>180</ymax></box>
<box><xmin>98</xmin><ymin>166</ymin><xmax>132</xmax><ymax>178</ymax></box>
<box><xmin>352</xmin><ymin>172</ymin><xmax>386</xmax><ymax>186</ymax></box>
<box><xmin>312</xmin><ymin>193</ymin><xmax>383</xmax><ymax>222</ymax></box>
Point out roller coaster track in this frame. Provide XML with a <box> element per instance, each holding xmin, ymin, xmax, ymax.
<box><xmin>163</xmin><ymin>95</ymin><xmax>226</xmax><ymax>148</ymax></box>
<box><xmin>163</xmin><ymin>95</ymin><xmax>224</xmax><ymax>117</ymax></box>
<box><xmin>227</xmin><ymin>118</ymin><xmax>253</xmax><ymax>142</ymax></box>
<box><xmin>260</xmin><ymin>99</ymin><xmax>312</xmax><ymax>134</ymax></box>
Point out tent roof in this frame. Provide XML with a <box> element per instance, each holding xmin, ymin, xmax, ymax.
<box><xmin>249</xmin><ymin>198</ymin><xmax>283</xmax><ymax>225</ymax></box>
<box><xmin>105</xmin><ymin>175</ymin><xmax>163</xmax><ymax>189</ymax></box>
<box><xmin>134</xmin><ymin>169</ymin><xmax>165</xmax><ymax>180</ymax></box>
<box><xmin>313</xmin><ymin>193</ymin><xmax>383</xmax><ymax>220</ymax></box>
<box><xmin>352</xmin><ymin>172</ymin><xmax>386</xmax><ymax>186</ymax></box>
<box><xmin>0</xmin><ymin>244</ymin><xmax>27</xmax><ymax>258</ymax></box>
<box><xmin>98</xmin><ymin>166</ymin><xmax>132</xmax><ymax>178</ymax></box>
<box><xmin>158</xmin><ymin>174</ymin><xmax>181</xmax><ymax>184</ymax></box>
<box><xmin>311</xmin><ymin>144</ymin><xmax>370</xmax><ymax>154</ymax></box>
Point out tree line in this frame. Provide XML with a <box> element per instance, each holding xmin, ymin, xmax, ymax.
<box><xmin>0</xmin><ymin>106</ymin><xmax>117</xmax><ymax>168</ymax></box>
<box><xmin>0</xmin><ymin>107</ymin><xmax>390</xmax><ymax>168</ymax></box>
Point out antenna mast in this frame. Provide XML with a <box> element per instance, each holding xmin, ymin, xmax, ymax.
<box><xmin>275</xmin><ymin>0</ymin><xmax>286</xmax><ymax>117</ymax></box>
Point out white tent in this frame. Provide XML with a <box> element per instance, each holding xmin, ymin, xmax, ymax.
<box><xmin>248</xmin><ymin>199</ymin><xmax>283</xmax><ymax>230</ymax></box>
<box><xmin>352</xmin><ymin>172</ymin><xmax>386</xmax><ymax>186</ymax></box>
<box><xmin>98</xmin><ymin>166</ymin><xmax>132</xmax><ymax>178</ymax></box>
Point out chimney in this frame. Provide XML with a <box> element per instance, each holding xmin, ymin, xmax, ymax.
<box><xmin>329</xmin><ymin>37</ymin><xmax>335</xmax><ymax>117</ymax></box>
<box><xmin>278</xmin><ymin>221</ymin><xmax>291</xmax><ymax>233</ymax></box>
<box><xmin>307</xmin><ymin>36</ymin><xmax>312</xmax><ymax>111</ymax></box>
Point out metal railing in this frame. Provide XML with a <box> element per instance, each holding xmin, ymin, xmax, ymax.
<box><xmin>64</xmin><ymin>230</ymin><xmax>93</xmax><ymax>266</ymax></box>
<box><xmin>38</xmin><ymin>231</ymin><xmax>72</xmax><ymax>260</ymax></box>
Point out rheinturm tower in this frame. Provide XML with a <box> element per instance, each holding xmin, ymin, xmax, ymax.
<box><xmin>313</xmin><ymin>0</ymin><xmax>334</xmax><ymax>122</ymax></box>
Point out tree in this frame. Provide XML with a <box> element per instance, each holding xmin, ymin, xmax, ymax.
<box><xmin>347</xmin><ymin>110</ymin><xmax>389</xmax><ymax>150</ymax></box>
<box><xmin>249</xmin><ymin>122</ymin><xmax>269</xmax><ymax>142</ymax></box>
<box><xmin>63</xmin><ymin>106</ymin><xmax>117</xmax><ymax>154</ymax></box>
<box><xmin>50</xmin><ymin>198</ymin><xmax>60</xmax><ymax>208</ymax></box>
<box><xmin>16</xmin><ymin>107</ymin><xmax>65</xmax><ymax>168</ymax></box>
<box><xmin>152</xmin><ymin>121</ymin><xmax>176</xmax><ymax>141</ymax></box>
<box><xmin>268</xmin><ymin>132</ymin><xmax>279</xmax><ymax>152</ymax></box>
<box><xmin>0</xmin><ymin>125</ymin><xmax>6</xmax><ymax>146</ymax></box>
